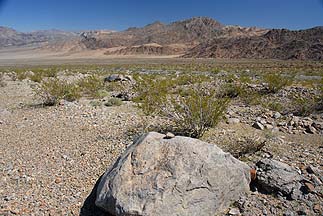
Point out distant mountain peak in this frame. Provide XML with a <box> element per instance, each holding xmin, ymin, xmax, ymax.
<box><xmin>146</xmin><ymin>21</ymin><xmax>165</xmax><ymax>27</ymax></box>
<box><xmin>173</xmin><ymin>16</ymin><xmax>223</xmax><ymax>29</ymax></box>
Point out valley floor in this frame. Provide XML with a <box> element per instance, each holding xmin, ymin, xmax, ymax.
<box><xmin>0</xmin><ymin>62</ymin><xmax>322</xmax><ymax>215</ymax></box>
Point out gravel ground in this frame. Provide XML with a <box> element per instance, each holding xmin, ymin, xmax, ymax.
<box><xmin>0</xmin><ymin>79</ymin><xmax>143</xmax><ymax>215</ymax></box>
<box><xmin>1</xmin><ymin>77</ymin><xmax>322</xmax><ymax>215</ymax></box>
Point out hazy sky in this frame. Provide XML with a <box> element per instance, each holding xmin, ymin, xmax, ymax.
<box><xmin>0</xmin><ymin>0</ymin><xmax>322</xmax><ymax>32</ymax></box>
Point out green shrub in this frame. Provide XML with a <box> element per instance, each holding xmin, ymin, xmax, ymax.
<box><xmin>15</xmin><ymin>69</ymin><xmax>28</xmax><ymax>81</ymax></box>
<box><xmin>78</xmin><ymin>75</ymin><xmax>104</xmax><ymax>98</ymax></box>
<box><xmin>133</xmin><ymin>78</ymin><xmax>170</xmax><ymax>115</ymax></box>
<box><xmin>133</xmin><ymin>75</ymin><xmax>229</xmax><ymax>138</ymax></box>
<box><xmin>35</xmin><ymin>78</ymin><xmax>81</xmax><ymax>106</ymax></box>
<box><xmin>241</xmin><ymin>90</ymin><xmax>262</xmax><ymax>106</ymax></box>
<box><xmin>265</xmin><ymin>101</ymin><xmax>284</xmax><ymax>112</ymax></box>
<box><xmin>104</xmin><ymin>98</ymin><xmax>123</xmax><ymax>107</ymax></box>
<box><xmin>292</xmin><ymin>96</ymin><xmax>317</xmax><ymax>116</ymax></box>
<box><xmin>29</xmin><ymin>72</ymin><xmax>43</xmax><ymax>83</ymax></box>
<box><xmin>264</xmin><ymin>73</ymin><xmax>292</xmax><ymax>93</ymax></box>
<box><xmin>221</xmin><ymin>83</ymin><xmax>244</xmax><ymax>98</ymax></box>
<box><xmin>166</xmin><ymin>88</ymin><xmax>230</xmax><ymax>138</ymax></box>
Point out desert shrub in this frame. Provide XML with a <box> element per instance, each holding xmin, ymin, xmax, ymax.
<box><xmin>134</xmin><ymin>76</ymin><xmax>229</xmax><ymax>138</ymax></box>
<box><xmin>230</xmin><ymin>136</ymin><xmax>267</xmax><ymax>159</ymax></box>
<box><xmin>78</xmin><ymin>75</ymin><xmax>104</xmax><ymax>98</ymax></box>
<box><xmin>35</xmin><ymin>78</ymin><xmax>81</xmax><ymax>106</ymax></box>
<box><xmin>265</xmin><ymin>101</ymin><xmax>284</xmax><ymax>112</ymax></box>
<box><xmin>240</xmin><ymin>90</ymin><xmax>262</xmax><ymax>106</ymax></box>
<box><xmin>44</xmin><ymin>68</ymin><xmax>58</xmax><ymax>78</ymax></box>
<box><xmin>0</xmin><ymin>73</ymin><xmax>6</xmax><ymax>87</ymax></box>
<box><xmin>104</xmin><ymin>98</ymin><xmax>123</xmax><ymax>107</ymax></box>
<box><xmin>105</xmin><ymin>82</ymin><xmax>124</xmax><ymax>92</ymax></box>
<box><xmin>292</xmin><ymin>96</ymin><xmax>319</xmax><ymax>116</ymax></box>
<box><xmin>15</xmin><ymin>69</ymin><xmax>28</xmax><ymax>81</ymax></box>
<box><xmin>173</xmin><ymin>74</ymin><xmax>211</xmax><ymax>86</ymax></box>
<box><xmin>263</xmin><ymin>73</ymin><xmax>292</xmax><ymax>93</ymax></box>
<box><xmin>29</xmin><ymin>72</ymin><xmax>43</xmax><ymax>83</ymax></box>
<box><xmin>165</xmin><ymin>88</ymin><xmax>230</xmax><ymax>138</ymax></box>
<box><xmin>133</xmin><ymin>78</ymin><xmax>170</xmax><ymax>115</ymax></box>
<box><xmin>221</xmin><ymin>83</ymin><xmax>244</xmax><ymax>98</ymax></box>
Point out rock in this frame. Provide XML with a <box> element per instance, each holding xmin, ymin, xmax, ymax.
<box><xmin>104</xmin><ymin>74</ymin><xmax>134</xmax><ymax>83</ymax></box>
<box><xmin>104</xmin><ymin>74</ymin><xmax>124</xmax><ymax>82</ymax></box>
<box><xmin>313</xmin><ymin>204</ymin><xmax>322</xmax><ymax>214</ymax></box>
<box><xmin>255</xmin><ymin>159</ymin><xmax>303</xmax><ymax>199</ymax></box>
<box><xmin>265</xmin><ymin>124</ymin><xmax>274</xmax><ymax>130</ymax></box>
<box><xmin>229</xmin><ymin>207</ymin><xmax>241</xmax><ymax>215</ymax></box>
<box><xmin>303</xmin><ymin>182</ymin><xmax>315</xmax><ymax>193</ymax></box>
<box><xmin>164</xmin><ymin>132</ymin><xmax>175</xmax><ymax>139</ymax></box>
<box><xmin>95</xmin><ymin>132</ymin><xmax>251</xmax><ymax>216</ymax></box>
<box><xmin>311</xmin><ymin>175</ymin><xmax>322</xmax><ymax>186</ymax></box>
<box><xmin>272</xmin><ymin>127</ymin><xmax>280</xmax><ymax>133</ymax></box>
<box><xmin>305</xmin><ymin>126</ymin><xmax>317</xmax><ymax>134</ymax></box>
<box><xmin>253</xmin><ymin>122</ymin><xmax>264</xmax><ymax>130</ymax></box>
<box><xmin>227</xmin><ymin>118</ymin><xmax>240</xmax><ymax>124</ymax></box>
<box><xmin>273</xmin><ymin>112</ymin><xmax>282</xmax><ymax>119</ymax></box>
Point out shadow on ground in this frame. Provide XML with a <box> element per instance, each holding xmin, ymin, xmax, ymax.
<box><xmin>80</xmin><ymin>175</ymin><xmax>113</xmax><ymax>216</ymax></box>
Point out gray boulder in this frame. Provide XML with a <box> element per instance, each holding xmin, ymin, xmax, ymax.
<box><xmin>104</xmin><ymin>74</ymin><xmax>134</xmax><ymax>83</ymax></box>
<box><xmin>256</xmin><ymin>159</ymin><xmax>303</xmax><ymax>199</ymax></box>
<box><xmin>96</xmin><ymin>132</ymin><xmax>251</xmax><ymax>216</ymax></box>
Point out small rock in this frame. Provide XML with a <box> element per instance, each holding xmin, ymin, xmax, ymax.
<box><xmin>303</xmin><ymin>182</ymin><xmax>315</xmax><ymax>193</ymax></box>
<box><xmin>253</xmin><ymin>122</ymin><xmax>264</xmax><ymax>130</ymax></box>
<box><xmin>164</xmin><ymin>132</ymin><xmax>175</xmax><ymax>139</ymax></box>
<box><xmin>228</xmin><ymin>207</ymin><xmax>240</xmax><ymax>215</ymax></box>
<box><xmin>272</xmin><ymin>127</ymin><xmax>280</xmax><ymax>133</ymax></box>
<box><xmin>55</xmin><ymin>178</ymin><xmax>62</xmax><ymax>184</ymax></box>
<box><xmin>311</xmin><ymin>175</ymin><xmax>322</xmax><ymax>186</ymax></box>
<box><xmin>265</xmin><ymin>124</ymin><xmax>273</xmax><ymax>130</ymax></box>
<box><xmin>313</xmin><ymin>204</ymin><xmax>322</xmax><ymax>214</ymax></box>
<box><xmin>273</xmin><ymin>112</ymin><xmax>282</xmax><ymax>119</ymax></box>
<box><xmin>305</xmin><ymin>126</ymin><xmax>317</xmax><ymax>134</ymax></box>
<box><xmin>227</xmin><ymin>118</ymin><xmax>240</xmax><ymax>124</ymax></box>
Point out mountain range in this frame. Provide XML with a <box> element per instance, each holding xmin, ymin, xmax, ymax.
<box><xmin>0</xmin><ymin>17</ymin><xmax>322</xmax><ymax>60</ymax></box>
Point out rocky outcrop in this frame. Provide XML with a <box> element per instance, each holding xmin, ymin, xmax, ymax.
<box><xmin>95</xmin><ymin>132</ymin><xmax>251</xmax><ymax>216</ymax></box>
<box><xmin>184</xmin><ymin>27</ymin><xmax>323</xmax><ymax>60</ymax></box>
<box><xmin>255</xmin><ymin>159</ymin><xmax>303</xmax><ymax>199</ymax></box>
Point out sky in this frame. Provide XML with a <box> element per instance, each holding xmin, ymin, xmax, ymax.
<box><xmin>0</xmin><ymin>0</ymin><xmax>322</xmax><ymax>32</ymax></box>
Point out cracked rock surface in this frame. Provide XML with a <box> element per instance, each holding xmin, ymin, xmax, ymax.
<box><xmin>95</xmin><ymin>132</ymin><xmax>251</xmax><ymax>216</ymax></box>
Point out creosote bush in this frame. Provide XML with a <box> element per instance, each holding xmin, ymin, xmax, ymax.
<box><xmin>104</xmin><ymin>98</ymin><xmax>123</xmax><ymax>107</ymax></box>
<box><xmin>165</xmin><ymin>88</ymin><xmax>230</xmax><ymax>138</ymax></box>
<box><xmin>134</xmin><ymin>76</ymin><xmax>230</xmax><ymax>138</ymax></box>
<box><xmin>78</xmin><ymin>75</ymin><xmax>105</xmax><ymax>98</ymax></box>
<box><xmin>264</xmin><ymin>73</ymin><xmax>292</xmax><ymax>93</ymax></box>
<box><xmin>35</xmin><ymin>78</ymin><xmax>81</xmax><ymax>106</ymax></box>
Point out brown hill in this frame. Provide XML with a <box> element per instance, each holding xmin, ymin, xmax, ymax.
<box><xmin>184</xmin><ymin>27</ymin><xmax>323</xmax><ymax>60</ymax></box>
<box><xmin>83</xmin><ymin>17</ymin><xmax>266</xmax><ymax>56</ymax></box>
<box><xmin>1</xmin><ymin>17</ymin><xmax>322</xmax><ymax>60</ymax></box>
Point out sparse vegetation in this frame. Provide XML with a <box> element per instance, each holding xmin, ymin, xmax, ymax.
<box><xmin>263</xmin><ymin>73</ymin><xmax>292</xmax><ymax>93</ymax></box>
<box><xmin>165</xmin><ymin>88</ymin><xmax>230</xmax><ymax>138</ymax></box>
<box><xmin>0</xmin><ymin>72</ymin><xmax>6</xmax><ymax>87</ymax></box>
<box><xmin>78</xmin><ymin>75</ymin><xmax>105</xmax><ymax>98</ymax></box>
<box><xmin>104</xmin><ymin>97</ymin><xmax>123</xmax><ymax>107</ymax></box>
<box><xmin>35</xmin><ymin>78</ymin><xmax>81</xmax><ymax>106</ymax></box>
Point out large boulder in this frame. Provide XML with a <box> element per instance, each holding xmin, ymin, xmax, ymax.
<box><xmin>95</xmin><ymin>132</ymin><xmax>251</xmax><ymax>216</ymax></box>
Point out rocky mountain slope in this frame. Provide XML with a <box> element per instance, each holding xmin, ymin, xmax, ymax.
<box><xmin>0</xmin><ymin>27</ymin><xmax>78</xmax><ymax>48</ymax></box>
<box><xmin>184</xmin><ymin>27</ymin><xmax>323</xmax><ymax>60</ymax></box>
<box><xmin>1</xmin><ymin>17</ymin><xmax>322</xmax><ymax>60</ymax></box>
<box><xmin>79</xmin><ymin>17</ymin><xmax>267</xmax><ymax>55</ymax></box>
